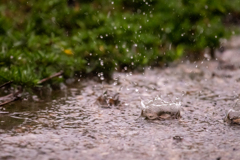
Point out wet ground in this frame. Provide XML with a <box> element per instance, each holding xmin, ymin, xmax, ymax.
<box><xmin>1</xmin><ymin>42</ymin><xmax>240</xmax><ymax>159</ymax></box>
<box><xmin>1</xmin><ymin>61</ymin><xmax>240</xmax><ymax>160</ymax></box>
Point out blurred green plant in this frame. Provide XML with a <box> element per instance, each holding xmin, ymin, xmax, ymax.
<box><xmin>0</xmin><ymin>0</ymin><xmax>239</xmax><ymax>87</ymax></box>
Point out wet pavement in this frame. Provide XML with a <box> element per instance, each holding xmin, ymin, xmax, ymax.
<box><xmin>1</xmin><ymin>40</ymin><xmax>240</xmax><ymax>159</ymax></box>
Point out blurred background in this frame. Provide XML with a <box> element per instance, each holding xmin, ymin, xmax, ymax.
<box><xmin>1</xmin><ymin>0</ymin><xmax>240</xmax><ymax>87</ymax></box>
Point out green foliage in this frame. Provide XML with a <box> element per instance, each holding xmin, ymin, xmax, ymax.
<box><xmin>0</xmin><ymin>0</ymin><xmax>239</xmax><ymax>87</ymax></box>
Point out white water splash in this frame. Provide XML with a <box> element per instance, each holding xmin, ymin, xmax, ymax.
<box><xmin>140</xmin><ymin>96</ymin><xmax>181</xmax><ymax>115</ymax></box>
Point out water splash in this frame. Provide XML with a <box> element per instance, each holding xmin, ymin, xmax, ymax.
<box><xmin>225</xmin><ymin>99</ymin><xmax>240</xmax><ymax>124</ymax></box>
<box><xmin>140</xmin><ymin>96</ymin><xmax>181</xmax><ymax>119</ymax></box>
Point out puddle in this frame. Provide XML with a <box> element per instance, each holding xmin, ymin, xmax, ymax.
<box><xmin>1</xmin><ymin>61</ymin><xmax>240</xmax><ymax>159</ymax></box>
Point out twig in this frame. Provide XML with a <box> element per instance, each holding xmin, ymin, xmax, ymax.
<box><xmin>0</xmin><ymin>93</ymin><xmax>14</xmax><ymax>101</ymax></box>
<box><xmin>38</xmin><ymin>70</ymin><xmax>63</xmax><ymax>84</ymax></box>
<box><xmin>0</xmin><ymin>81</ymin><xmax>13</xmax><ymax>89</ymax></box>
<box><xmin>0</xmin><ymin>97</ymin><xmax>18</xmax><ymax>106</ymax></box>
<box><xmin>0</xmin><ymin>89</ymin><xmax>22</xmax><ymax>106</ymax></box>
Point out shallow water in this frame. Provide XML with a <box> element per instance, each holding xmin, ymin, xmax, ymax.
<box><xmin>1</xmin><ymin>61</ymin><xmax>240</xmax><ymax>160</ymax></box>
